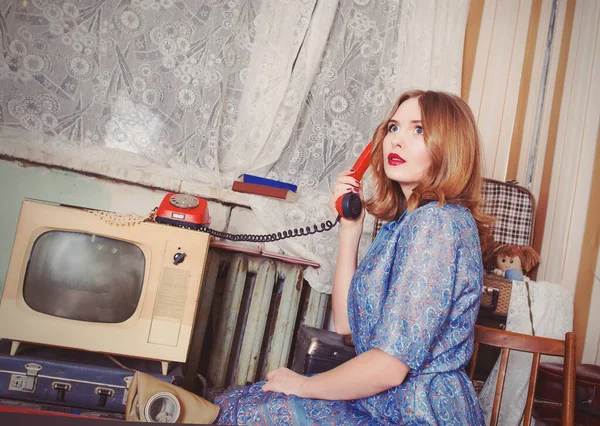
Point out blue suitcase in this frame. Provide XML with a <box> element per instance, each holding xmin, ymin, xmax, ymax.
<box><xmin>0</xmin><ymin>339</ymin><xmax>182</xmax><ymax>414</ymax></box>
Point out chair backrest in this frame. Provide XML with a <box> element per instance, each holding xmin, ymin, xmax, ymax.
<box><xmin>467</xmin><ymin>325</ymin><xmax>576</xmax><ymax>426</ymax></box>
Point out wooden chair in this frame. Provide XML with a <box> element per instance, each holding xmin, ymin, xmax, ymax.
<box><xmin>467</xmin><ymin>325</ymin><xmax>576</xmax><ymax>426</ymax></box>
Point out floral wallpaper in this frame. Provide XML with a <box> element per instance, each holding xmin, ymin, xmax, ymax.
<box><xmin>0</xmin><ymin>0</ymin><xmax>469</xmax><ymax>293</ymax></box>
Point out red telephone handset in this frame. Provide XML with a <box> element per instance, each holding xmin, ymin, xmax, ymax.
<box><xmin>335</xmin><ymin>141</ymin><xmax>372</xmax><ymax>220</ymax></box>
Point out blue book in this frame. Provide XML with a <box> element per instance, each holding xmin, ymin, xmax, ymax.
<box><xmin>236</xmin><ymin>174</ymin><xmax>298</xmax><ymax>193</ymax></box>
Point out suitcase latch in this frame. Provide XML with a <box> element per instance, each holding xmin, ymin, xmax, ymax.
<box><xmin>51</xmin><ymin>382</ymin><xmax>72</xmax><ymax>402</ymax></box>
<box><xmin>123</xmin><ymin>376</ymin><xmax>133</xmax><ymax>405</ymax></box>
<box><xmin>95</xmin><ymin>387</ymin><xmax>116</xmax><ymax>407</ymax></box>
<box><xmin>8</xmin><ymin>363</ymin><xmax>42</xmax><ymax>393</ymax></box>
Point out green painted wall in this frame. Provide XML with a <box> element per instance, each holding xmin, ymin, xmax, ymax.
<box><xmin>0</xmin><ymin>159</ymin><xmax>166</xmax><ymax>295</ymax></box>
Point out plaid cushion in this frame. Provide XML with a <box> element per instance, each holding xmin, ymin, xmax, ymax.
<box><xmin>481</xmin><ymin>179</ymin><xmax>535</xmax><ymax>246</ymax></box>
<box><xmin>372</xmin><ymin>179</ymin><xmax>535</xmax><ymax>247</ymax></box>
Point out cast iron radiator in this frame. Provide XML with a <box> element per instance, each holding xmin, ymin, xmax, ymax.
<box><xmin>184</xmin><ymin>249</ymin><xmax>329</xmax><ymax>394</ymax></box>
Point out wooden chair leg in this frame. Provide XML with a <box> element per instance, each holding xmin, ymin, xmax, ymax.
<box><xmin>562</xmin><ymin>332</ymin><xmax>576</xmax><ymax>426</ymax></box>
<box><xmin>522</xmin><ymin>353</ymin><xmax>540</xmax><ymax>426</ymax></box>
<box><xmin>490</xmin><ymin>348</ymin><xmax>510</xmax><ymax>426</ymax></box>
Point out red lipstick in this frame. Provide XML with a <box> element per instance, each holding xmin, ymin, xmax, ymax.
<box><xmin>388</xmin><ymin>153</ymin><xmax>405</xmax><ymax>166</ymax></box>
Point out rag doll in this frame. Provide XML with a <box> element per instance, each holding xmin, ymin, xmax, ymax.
<box><xmin>483</xmin><ymin>242</ymin><xmax>541</xmax><ymax>282</ymax></box>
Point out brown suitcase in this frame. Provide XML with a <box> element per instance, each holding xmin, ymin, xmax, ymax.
<box><xmin>533</xmin><ymin>363</ymin><xmax>600</xmax><ymax>426</ymax></box>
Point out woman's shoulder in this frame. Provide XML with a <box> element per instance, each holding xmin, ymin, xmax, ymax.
<box><xmin>378</xmin><ymin>203</ymin><xmax>474</xmax><ymax>237</ymax></box>
<box><xmin>404</xmin><ymin>203</ymin><xmax>478</xmax><ymax>242</ymax></box>
<box><xmin>408</xmin><ymin>202</ymin><xmax>472</xmax><ymax>225</ymax></box>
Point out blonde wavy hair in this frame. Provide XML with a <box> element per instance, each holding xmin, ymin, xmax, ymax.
<box><xmin>364</xmin><ymin>90</ymin><xmax>494</xmax><ymax>250</ymax></box>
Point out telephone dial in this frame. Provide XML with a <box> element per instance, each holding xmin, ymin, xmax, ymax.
<box><xmin>156</xmin><ymin>193</ymin><xmax>211</xmax><ymax>229</ymax></box>
<box><xmin>155</xmin><ymin>142</ymin><xmax>372</xmax><ymax>242</ymax></box>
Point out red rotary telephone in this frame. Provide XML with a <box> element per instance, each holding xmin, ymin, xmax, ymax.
<box><xmin>335</xmin><ymin>141</ymin><xmax>372</xmax><ymax>220</ymax></box>
<box><xmin>155</xmin><ymin>193</ymin><xmax>211</xmax><ymax>229</ymax></box>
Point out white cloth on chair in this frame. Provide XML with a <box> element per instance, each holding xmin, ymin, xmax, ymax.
<box><xmin>477</xmin><ymin>280</ymin><xmax>573</xmax><ymax>426</ymax></box>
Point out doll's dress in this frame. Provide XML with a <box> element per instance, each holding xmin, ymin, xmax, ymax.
<box><xmin>214</xmin><ymin>202</ymin><xmax>485</xmax><ymax>425</ymax></box>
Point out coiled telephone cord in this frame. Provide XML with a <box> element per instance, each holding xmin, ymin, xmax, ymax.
<box><xmin>195</xmin><ymin>216</ymin><xmax>340</xmax><ymax>243</ymax></box>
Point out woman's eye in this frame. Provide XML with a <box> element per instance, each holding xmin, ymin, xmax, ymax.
<box><xmin>388</xmin><ymin>124</ymin><xmax>399</xmax><ymax>133</ymax></box>
<box><xmin>414</xmin><ymin>126</ymin><xmax>423</xmax><ymax>135</ymax></box>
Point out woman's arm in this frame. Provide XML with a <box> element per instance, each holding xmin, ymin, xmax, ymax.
<box><xmin>327</xmin><ymin>169</ymin><xmax>365</xmax><ymax>335</ymax></box>
<box><xmin>263</xmin><ymin>348</ymin><xmax>409</xmax><ymax>400</ymax></box>
<box><xmin>331</xmin><ymin>226</ymin><xmax>362</xmax><ymax>335</ymax></box>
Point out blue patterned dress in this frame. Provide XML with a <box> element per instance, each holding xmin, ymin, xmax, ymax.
<box><xmin>215</xmin><ymin>202</ymin><xmax>485</xmax><ymax>425</ymax></box>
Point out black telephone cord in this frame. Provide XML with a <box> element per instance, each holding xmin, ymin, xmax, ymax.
<box><xmin>195</xmin><ymin>216</ymin><xmax>340</xmax><ymax>243</ymax></box>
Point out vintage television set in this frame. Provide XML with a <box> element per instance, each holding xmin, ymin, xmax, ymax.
<box><xmin>0</xmin><ymin>199</ymin><xmax>210</xmax><ymax>374</ymax></box>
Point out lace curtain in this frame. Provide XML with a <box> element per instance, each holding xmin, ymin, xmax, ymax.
<box><xmin>0</xmin><ymin>0</ymin><xmax>469</xmax><ymax>293</ymax></box>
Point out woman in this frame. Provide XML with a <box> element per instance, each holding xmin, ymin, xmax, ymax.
<box><xmin>215</xmin><ymin>90</ymin><xmax>492</xmax><ymax>425</ymax></box>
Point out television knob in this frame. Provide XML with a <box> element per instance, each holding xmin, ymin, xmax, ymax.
<box><xmin>173</xmin><ymin>252</ymin><xmax>186</xmax><ymax>265</ymax></box>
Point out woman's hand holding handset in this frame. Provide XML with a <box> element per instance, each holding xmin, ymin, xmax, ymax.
<box><xmin>328</xmin><ymin>168</ymin><xmax>366</xmax><ymax>233</ymax></box>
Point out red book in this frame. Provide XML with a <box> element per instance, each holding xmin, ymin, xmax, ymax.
<box><xmin>231</xmin><ymin>181</ymin><xmax>298</xmax><ymax>202</ymax></box>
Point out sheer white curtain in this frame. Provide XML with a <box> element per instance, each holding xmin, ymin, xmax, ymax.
<box><xmin>246</xmin><ymin>0</ymin><xmax>469</xmax><ymax>292</ymax></box>
<box><xmin>0</xmin><ymin>0</ymin><xmax>469</xmax><ymax>293</ymax></box>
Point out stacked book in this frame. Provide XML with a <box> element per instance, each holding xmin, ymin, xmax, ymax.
<box><xmin>231</xmin><ymin>174</ymin><xmax>298</xmax><ymax>202</ymax></box>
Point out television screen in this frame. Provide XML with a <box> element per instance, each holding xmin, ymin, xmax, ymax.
<box><xmin>23</xmin><ymin>231</ymin><xmax>145</xmax><ymax>323</ymax></box>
